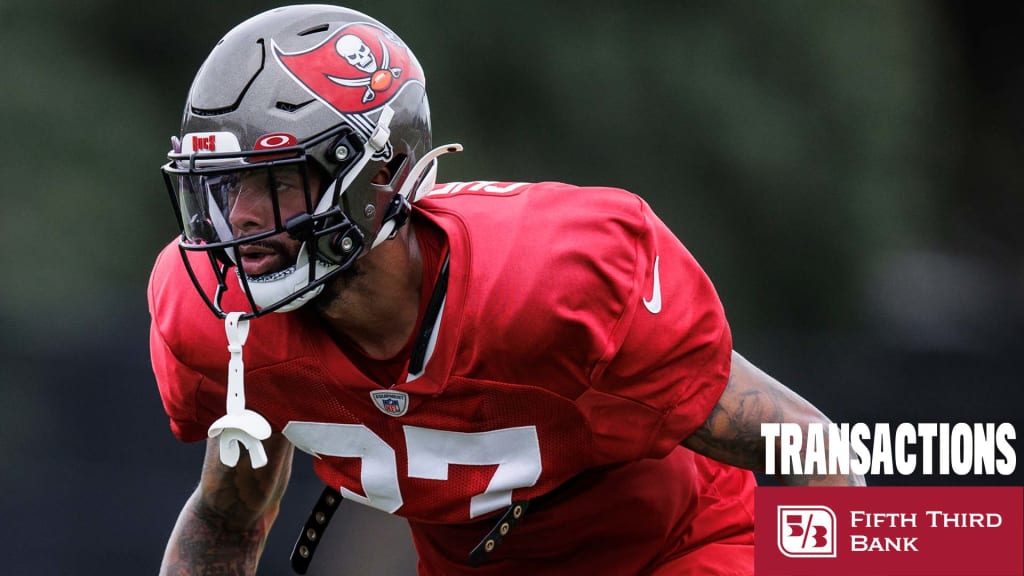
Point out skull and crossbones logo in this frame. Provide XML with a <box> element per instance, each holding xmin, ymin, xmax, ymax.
<box><xmin>328</xmin><ymin>34</ymin><xmax>403</xmax><ymax>104</ymax></box>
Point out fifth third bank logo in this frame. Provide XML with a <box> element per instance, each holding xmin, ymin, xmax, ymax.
<box><xmin>777</xmin><ymin>505</ymin><xmax>837</xmax><ymax>558</ymax></box>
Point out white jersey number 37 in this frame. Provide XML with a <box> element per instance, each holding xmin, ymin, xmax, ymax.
<box><xmin>282</xmin><ymin>422</ymin><xmax>542</xmax><ymax>518</ymax></box>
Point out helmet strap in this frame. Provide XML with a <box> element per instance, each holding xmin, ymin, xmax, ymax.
<box><xmin>371</xmin><ymin>194</ymin><xmax>411</xmax><ymax>248</ymax></box>
<box><xmin>335</xmin><ymin>105</ymin><xmax>395</xmax><ymax>197</ymax></box>
<box><xmin>370</xmin><ymin>142</ymin><xmax>465</xmax><ymax>248</ymax></box>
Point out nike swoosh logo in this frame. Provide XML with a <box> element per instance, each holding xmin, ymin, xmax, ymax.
<box><xmin>643</xmin><ymin>255</ymin><xmax>662</xmax><ymax>314</ymax></box>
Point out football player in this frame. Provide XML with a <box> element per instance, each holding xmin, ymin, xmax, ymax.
<box><xmin>150</xmin><ymin>5</ymin><xmax>865</xmax><ymax>575</ymax></box>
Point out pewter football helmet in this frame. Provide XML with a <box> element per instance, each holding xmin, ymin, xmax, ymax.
<box><xmin>162</xmin><ymin>5</ymin><xmax>456</xmax><ymax>317</ymax></box>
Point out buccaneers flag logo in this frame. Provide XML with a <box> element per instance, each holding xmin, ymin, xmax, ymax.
<box><xmin>273</xmin><ymin>23</ymin><xmax>424</xmax><ymax>115</ymax></box>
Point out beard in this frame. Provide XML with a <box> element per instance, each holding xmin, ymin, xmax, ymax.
<box><xmin>310</xmin><ymin>257</ymin><xmax>366</xmax><ymax>313</ymax></box>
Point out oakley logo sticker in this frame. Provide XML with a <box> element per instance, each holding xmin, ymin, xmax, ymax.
<box><xmin>254</xmin><ymin>133</ymin><xmax>297</xmax><ymax>150</ymax></box>
<box><xmin>273</xmin><ymin>22</ymin><xmax>424</xmax><ymax>115</ymax></box>
<box><xmin>643</xmin><ymin>256</ymin><xmax>662</xmax><ymax>314</ymax></box>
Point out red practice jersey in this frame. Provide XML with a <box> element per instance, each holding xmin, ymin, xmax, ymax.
<box><xmin>149</xmin><ymin>181</ymin><xmax>755</xmax><ymax>575</ymax></box>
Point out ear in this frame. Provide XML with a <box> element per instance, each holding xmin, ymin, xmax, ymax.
<box><xmin>372</xmin><ymin>153</ymin><xmax>407</xmax><ymax>186</ymax></box>
<box><xmin>371</xmin><ymin>164</ymin><xmax>393</xmax><ymax>186</ymax></box>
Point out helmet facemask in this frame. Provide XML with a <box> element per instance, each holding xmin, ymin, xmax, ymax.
<box><xmin>159</xmin><ymin>114</ymin><xmax>411</xmax><ymax>315</ymax></box>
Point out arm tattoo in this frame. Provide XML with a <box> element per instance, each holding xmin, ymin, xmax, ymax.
<box><xmin>161</xmin><ymin>437</ymin><xmax>293</xmax><ymax>575</ymax></box>
<box><xmin>683</xmin><ymin>352</ymin><xmax>866</xmax><ymax>486</ymax></box>
<box><xmin>685</xmin><ymin>370</ymin><xmax>783</xmax><ymax>470</ymax></box>
<box><xmin>161</xmin><ymin>501</ymin><xmax>266</xmax><ymax>576</ymax></box>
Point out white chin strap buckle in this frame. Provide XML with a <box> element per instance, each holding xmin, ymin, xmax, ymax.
<box><xmin>207</xmin><ymin>312</ymin><xmax>272</xmax><ymax>468</ymax></box>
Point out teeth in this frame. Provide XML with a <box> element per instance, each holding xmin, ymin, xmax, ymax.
<box><xmin>235</xmin><ymin>255</ymin><xmax>333</xmax><ymax>284</ymax></box>
<box><xmin>242</xmin><ymin>265</ymin><xmax>297</xmax><ymax>283</ymax></box>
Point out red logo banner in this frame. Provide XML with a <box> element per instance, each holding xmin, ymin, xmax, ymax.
<box><xmin>756</xmin><ymin>486</ymin><xmax>1023</xmax><ymax>575</ymax></box>
<box><xmin>273</xmin><ymin>23</ymin><xmax>424</xmax><ymax>115</ymax></box>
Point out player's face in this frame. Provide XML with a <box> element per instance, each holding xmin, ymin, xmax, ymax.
<box><xmin>226</xmin><ymin>165</ymin><xmax>321</xmax><ymax>277</ymax></box>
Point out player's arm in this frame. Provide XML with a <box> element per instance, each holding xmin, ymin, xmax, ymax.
<box><xmin>160</xmin><ymin>433</ymin><xmax>295</xmax><ymax>576</ymax></box>
<box><xmin>682</xmin><ymin>351</ymin><xmax>866</xmax><ymax>486</ymax></box>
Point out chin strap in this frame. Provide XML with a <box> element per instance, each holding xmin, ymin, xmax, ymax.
<box><xmin>207</xmin><ymin>312</ymin><xmax>272</xmax><ymax>468</ymax></box>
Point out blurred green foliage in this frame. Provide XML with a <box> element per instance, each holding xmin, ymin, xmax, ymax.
<box><xmin>0</xmin><ymin>1</ymin><xmax>1016</xmax><ymax>343</ymax></box>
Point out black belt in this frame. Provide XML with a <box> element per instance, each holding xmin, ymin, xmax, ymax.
<box><xmin>291</xmin><ymin>487</ymin><xmax>529</xmax><ymax>573</ymax></box>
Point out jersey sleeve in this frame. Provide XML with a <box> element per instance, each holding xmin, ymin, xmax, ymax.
<box><xmin>579</xmin><ymin>197</ymin><xmax>732</xmax><ymax>464</ymax></box>
<box><xmin>147</xmin><ymin>241</ymin><xmax>229</xmax><ymax>443</ymax></box>
<box><xmin>149</xmin><ymin>319</ymin><xmax>213</xmax><ymax>443</ymax></box>
<box><xmin>147</xmin><ymin>240</ymin><xmax>325</xmax><ymax>443</ymax></box>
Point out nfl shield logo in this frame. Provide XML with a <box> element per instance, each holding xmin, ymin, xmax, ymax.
<box><xmin>370</xmin><ymin>390</ymin><xmax>409</xmax><ymax>417</ymax></box>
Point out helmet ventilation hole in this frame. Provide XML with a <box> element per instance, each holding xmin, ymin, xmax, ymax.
<box><xmin>275</xmin><ymin>100</ymin><xmax>313</xmax><ymax>112</ymax></box>
<box><xmin>298</xmin><ymin>24</ymin><xmax>330</xmax><ymax>36</ymax></box>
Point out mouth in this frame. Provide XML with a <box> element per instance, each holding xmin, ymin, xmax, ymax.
<box><xmin>238</xmin><ymin>243</ymin><xmax>289</xmax><ymax>277</ymax></box>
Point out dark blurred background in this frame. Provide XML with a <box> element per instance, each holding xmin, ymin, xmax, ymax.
<box><xmin>1</xmin><ymin>1</ymin><xmax>1022</xmax><ymax>574</ymax></box>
